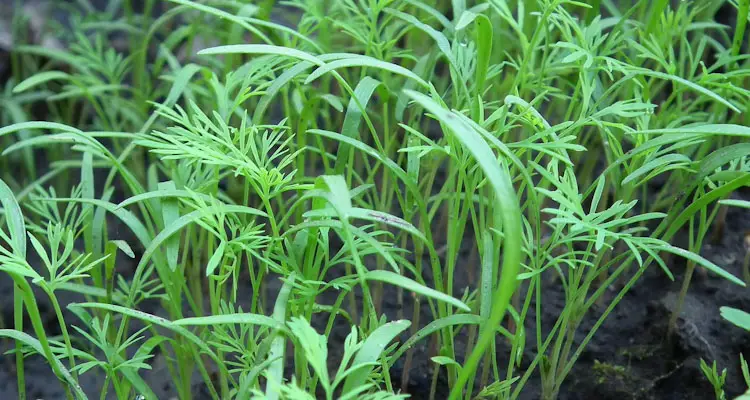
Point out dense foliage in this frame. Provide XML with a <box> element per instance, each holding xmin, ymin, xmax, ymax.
<box><xmin>1</xmin><ymin>0</ymin><xmax>749</xmax><ymax>399</ymax></box>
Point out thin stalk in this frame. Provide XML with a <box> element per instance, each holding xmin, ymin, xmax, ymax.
<box><xmin>12</xmin><ymin>277</ymin><xmax>75</xmax><ymax>399</ymax></box>
<box><xmin>401</xmin><ymin>294</ymin><xmax>421</xmax><ymax>393</ymax></box>
<box><xmin>42</xmin><ymin>286</ymin><xmax>76</xmax><ymax>374</ymax></box>
<box><xmin>14</xmin><ymin>285</ymin><xmax>25</xmax><ymax>400</ymax></box>
<box><xmin>732</xmin><ymin>0</ymin><xmax>750</xmax><ymax>59</ymax></box>
<box><xmin>99</xmin><ymin>375</ymin><xmax>110</xmax><ymax>400</ymax></box>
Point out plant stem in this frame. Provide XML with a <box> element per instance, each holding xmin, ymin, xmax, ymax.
<box><xmin>14</xmin><ymin>285</ymin><xmax>25</xmax><ymax>400</ymax></box>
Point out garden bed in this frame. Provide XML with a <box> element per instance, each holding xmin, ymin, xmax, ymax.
<box><xmin>1</xmin><ymin>1</ymin><xmax>749</xmax><ymax>399</ymax></box>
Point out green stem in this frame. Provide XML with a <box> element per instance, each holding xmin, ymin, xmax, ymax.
<box><xmin>732</xmin><ymin>0</ymin><xmax>750</xmax><ymax>59</ymax></box>
<box><xmin>42</xmin><ymin>286</ymin><xmax>76</xmax><ymax>375</ymax></box>
<box><xmin>14</xmin><ymin>285</ymin><xmax>25</xmax><ymax>400</ymax></box>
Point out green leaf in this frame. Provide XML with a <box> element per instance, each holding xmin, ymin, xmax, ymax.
<box><xmin>475</xmin><ymin>377</ymin><xmax>520</xmax><ymax>399</ymax></box>
<box><xmin>473</xmin><ymin>14</ymin><xmax>493</xmax><ymax>96</ymax></box>
<box><xmin>334</xmin><ymin>77</ymin><xmax>382</xmax><ymax>175</ymax></box>
<box><xmin>198</xmin><ymin>44</ymin><xmax>324</xmax><ymax>66</ymax></box>
<box><xmin>174</xmin><ymin>313</ymin><xmax>285</xmax><ymax>331</ymax></box>
<box><xmin>385</xmin><ymin>8</ymin><xmax>456</xmax><ymax>67</ymax></box>
<box><xmin>393</xmin><ymin>315</ymin><xmax>482</xmax><ymax>365</ymax></box>
<box><xmin>162</xmin><ymin>63</ymin><xmax>202</xmax><ymax>108</ymax></box>
<box><xmin>341</xmin><ymin>320</ymin><xmax>411</xmax><ymax>395</ymax></box>
<box><xmin>657</xmin><ymin>244</ymin><xmax>744</xmax><ymax>286</ymax></box>
<box><xmin>43</xmin><ymin>198</ymin><xmax>152</xmax><ymax>252</ymax></box>
<box><xmin>111</xmin><ymin>240</ymin><xmax>135</xmax><ymax>259</ymax></box>
<box><xmin>719</xmin><ymin>199</ymin><xmax>750</xmax><ymax>209</ymax></box>
<box><xmin>404</xmin><ymin>90</ymin><xmax>523</xmax><ymax>399</ymax></box>
<box><xmin>455</xmin><ymin>11</ymin><xmax>477</xmax><ymax>31</ymax></box>
<box><xmin>0</xmin><ymin>329</ymin><xmax>87</xmax><ymax>400</ymax></box>
<box><xmin>138</xmin><ymin>204</ymin><xmax>265</xmax><ymax>272</ymax></box>
<box><xmin>0</xmin><ymin>178</ymin><xmax>26</xmax><ymax>257</ymax></box>
<box><xmin>254</xmin><ymin>61</ymin><xmax>315</xmax><ymax>122</ymax></box>
<box><xmin>266</xmin><ymin>275</ymin><xmax>296</xmax><ymax>400</ymax></box>
<box><xmin>661</xmin><ymin>174</ymin><xmax>750</xmax><ymax>243</ymax></box>
<box><xmin>115</xmin><ymin>189</ymin><xmax>217</xmax><ymax>210</ymax></box>
<box><xmin>305</xmin><ymin>56</ymin><xmax>428</xmax><ymax>88</ymax></box>
<box><xmin>288</xmin><ymin>318</ymin><xmax>330</xmax><ymax>387</ymax></box>
<box><xmin>365</xmin><ymin>270</ymin><xmax>469</xmax><ymax>312</ymax></box>
<box><xmin>168</xmin><ymin>0</ymin><xmax>271</xmax><ymax>43</ymax></box>
<box><xmin>309</xmin><ymin>129</ymin><xmax>420</xmax><ymax>198</ymax></box>
<box><xmin>720</xmin><ymin>307</ymin><xmax>750</xmax><ymax>331</ymax></box>
<box><xmin>696</xmin><ymin>143</ymin><xmax>750</xmax><ymax>182</ymax></box>
<box><xmin>590</xmin><ymin>176</ymin><xmax>606</xmax><ymax>214</ymax></box>
<box><xmin>627</xmin><ymin>69</ymin><xmax>740</xmax><ymax>112</ymax></box>
<box><xmin>633</xmin><ymin>124</ymin><xmax>750</xmax><ymax>138</ymax></box>
<box><xmin>81</xmin><ymin>152</ymin><xmax>95</xmax><ymax>254</ymax></box>
<box><xmin>0</xmin><ymin>121</ymin><xmax>83</xmax><ymax>138</ymax></box>
<box><xmin>403</xmin><ymin>0</ymin><xmax>452</xmax><ymax>31</ymax></box>
<box><xmin>13</xmin><ymin>71</ymin><xmax>71</xmax><ymax>93</ymax></box>
<box><xmin>16</xmin><ymin>45</ymin><xmax>84</xmax><ymax>69</ymax></box>
<box><xmin>432</xmin><ymin>356</ymin><xmax>462</xmax><ymax>369</ymax></box>
<box><xmin>315</xmin><ymin>175</ymin><xmax>353</xmax><ymax>216</ymax></box>
<box><xmin>622</xmin><ymin>154</ymin><xmax>692</xmax><ymax>186</ymax></box>
<box><xmin>158</xmin><ymin>181</ymin><xmax>180</xmax><ymax>271</ymax></box>
<box><xmin>205</xmin><ymin>240</ymin><xmax>226</xmax><ymax>276</ymax></box>
<box><xmin>69</xmin><ymin>302</ymin><xmax>218</xmax><ymax>362</ymax></box>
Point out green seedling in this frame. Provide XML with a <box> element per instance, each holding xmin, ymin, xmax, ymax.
<box><xmin>0</xmin><ymin>1</ymin><xmax>748</xmax><ymax>399</ymax></box>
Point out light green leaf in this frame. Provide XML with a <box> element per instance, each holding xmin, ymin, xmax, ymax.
<box><xmin>473</xmin><ymin>14</ymin><xmax>493</xmax><ymax>95</ymax></box>
<box><xmin>158</xmin><ymin>181</ymin><xmax>180</xmax><ymax>271</ymax></box>
<box><xmin>719</xmin><ymin>199</ymin><xmax>750</xmax><ymax>209</ymax></box>
<box><xmin>657</xmin><ymin>244</ymin><xmax>744</xmax><ymax>286</ymax></box>
<box><xmin>721</xmin><ymin>307</ymin><xmax>750</xmax><ymax>331</ymax></box>
<box><xmin>13</xmin><ymin>71</ymin><xmax>71</xmax><ymax>93</ymax></box>
<box><xmin>365</xmin><ymin>270</ymin><xmax>469</xmax><ymax>312</ymax></box>
<box><xmin>174</xmin><ymin>313</ymin><xmax>285</xmax><ymax>331</ymax></box>
<box><xmin>432</xmin><ymin>356</ymin><xmax>462</xmax><ymax>369</ymax></box>
<box><xmin>334</xmin><ymin>77</ymin><xmax>382</xmax><ymax>175</ymax></box>
<box><xmin>627</xmin><ymin>68</ymin><xmax>740</xmax><ymax>112</ymax></box>
<box><xmin>205</xmin><ymin>240</ymin><xmax>226</xmax><ymax>276</ymax></box>
<box><xmin>267</xmin><ymin>275</ymin><xmax>296</xmax><ymax>400</ymax></box>
<box><xmin>111</xmin><ymin>240</ymin><xmax>135</xmax><ymax>259</ymax></box>
<box><xmin>0</xmin><ymin>121</ymin><xmax>83</xmax><ymax>138</ymax></box>
<box><xmin>342</xmin><ymin>320</ymin><xmax>411</xmax><ymax>395</ymax></box>
<box><xmin>404</xmin><ymin>90</ymin><xmax>522</xmax><ymax>399</ymax></box>
<box><xmin>288</xmin><ymin>318</ymin><xmax>330</xmax><ymax>387</ymax></box>
<box><xmin>198</xmin><ymin>44</ymin><xmax>324</xmax><ymax>66</ymax></box>
<box><xmin>633</xmin><ymin>124</ymin><xmax>750</xmax><ymax>138</ymax></box>
<box><xmin>69</xmin><ymin>302</ymin><xmax>217</xmax><ymax>362</ymax></box>
<box><xmin>0</xmin><ymin>178</ymin><xmax>26</xmax><ymax>257</ymax></box>
<box><xmin>622</xmin><ymin>154</ymin><xmax>692</xmax><ymax>186</ymax></box>
<box><xmin>305</xmin><ymin>56</ymin><xmax>428</xmax><ymax>87</ymax></box>
<box><xmin>138</xmin><ymin>204</ymin><xmax>265</xmax><ymax>272</ymax></box>
<box><xmin>0</xmin><ymin>329</ymin><xmax>87</xmax><ymax>399</ymax></box>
